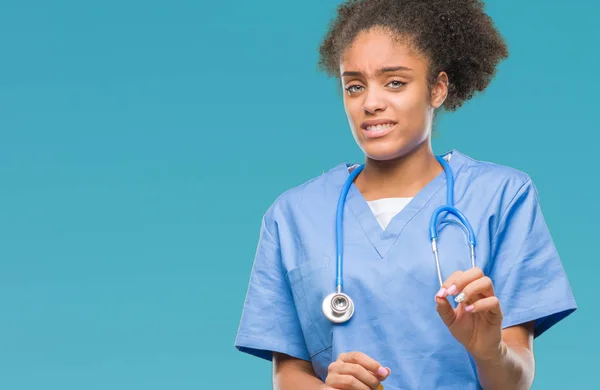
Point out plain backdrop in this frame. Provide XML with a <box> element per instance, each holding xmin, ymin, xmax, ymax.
<box><xmin>0</xmin><ymin>0</ymin><xmax>596</xmax><ymax>388</ymax></box>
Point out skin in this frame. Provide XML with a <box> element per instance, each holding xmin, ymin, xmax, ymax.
<box><xmin>341</xmin><ymin>27</ymin><xmax>445</xmax><ymax>202</ymax></box>
<box><xmin>274</xmin><ymin>27</ymin><xmax>535</xmax><ymax>390</ymax></box>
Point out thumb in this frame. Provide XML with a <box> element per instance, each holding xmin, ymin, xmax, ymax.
<box><xmin>435</xmin><ymin>295</ymin><xmax>456</xmax><ymax>327</ymax></box>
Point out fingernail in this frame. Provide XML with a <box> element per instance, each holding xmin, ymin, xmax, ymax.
<box><xmin>435</xmin><ymin>287</ymin><xmax>446</xmax><ymax>298</ymax></box>
<box><xmin>454</xmin><ymin>292</ymin><xmax>466</xmax><ymax>303</ymax></box>
<box><xmin>378</xmin><ymin>366</ymin><xmax>388</xmax><ymax>376</ymax></box>
<box><xmin>465</xmin><ymin>304</ymin><xmax>475</xmax><ymax>312</ymax></box>
<box><xmin>446</xmin><ymin>285</ymin><xmax>457</xmax><ymax>295</ymax></box>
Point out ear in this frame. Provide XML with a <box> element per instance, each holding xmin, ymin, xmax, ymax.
<box><xmin>431</xmin><ymin>71</ymin><xmax>449</xmax><ymax>109</ymax></box>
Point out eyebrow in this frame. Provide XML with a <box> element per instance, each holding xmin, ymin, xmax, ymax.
<box><xmin>341</xmin><ymin>66</ymin><xmax>412</xmax><ymax>78</ymax></box>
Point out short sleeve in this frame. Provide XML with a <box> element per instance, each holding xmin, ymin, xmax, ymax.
<box><xmin>234</xmin><ymin>212</ymin><xmax>310</xmax><ymax>361</ymax></box>
<box><xmin>489</xmin><ymin>179</ymin><xmax>577</xmax><ymax>338</ymax></box>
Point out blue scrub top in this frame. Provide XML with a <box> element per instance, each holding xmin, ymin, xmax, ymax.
<box><xmin>234</xmin><ymin>150</ymin><xmax>577</xmax><ymax>389</ymax></box>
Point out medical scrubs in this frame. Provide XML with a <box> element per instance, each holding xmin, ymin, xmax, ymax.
<box><xmin>234</xmin><ymin>150</ymin><xmax>577</xmax><ymax>389</ymax></box>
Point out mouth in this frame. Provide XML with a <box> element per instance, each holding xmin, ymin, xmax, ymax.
<box><xmin>361</xmin><ymin>122</ymin><xmax>397</xmax><ymax>139</ymax></box>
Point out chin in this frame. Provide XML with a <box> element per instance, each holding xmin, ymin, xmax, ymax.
<box><xmin>362</xmin><ymin>143</ymin><xmax>409</xmax><ymax>161</ymax></box>
<box><xmin>363</xmin><ymin>147</ymin><xmax>405</xmax><ymax>161</ymax></box>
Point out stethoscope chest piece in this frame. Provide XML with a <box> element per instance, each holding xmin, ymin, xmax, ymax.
<box><xmin>322</xmin><ymin>292</ymin><xmax>354</xmax><ymax>323</ymax></box>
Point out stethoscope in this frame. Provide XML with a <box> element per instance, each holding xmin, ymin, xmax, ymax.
<box><xmin>322</xmin><ymin>155</ymin><xmax>477</xmax><ymax>324</ymax></box>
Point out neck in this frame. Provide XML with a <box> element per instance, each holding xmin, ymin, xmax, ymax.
<box><xmin>354</xmin><ymin>142</ymin><xmax>443</xmax><ymax>201</ymax></box>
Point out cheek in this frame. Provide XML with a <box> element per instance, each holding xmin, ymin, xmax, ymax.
<box><xmin>391</xmin><ymin>90</ymin><xmax>424</xmax><ymax>113</ymax></box>
<box><xmin>390</xmin><ymin>92</ymin><xmax>429</xmax><ymax>129</ymax></box>
<box><xmin>344</xmin><ymin>98</ymin><xmax>363</xmax><ymax>130</ymax></box>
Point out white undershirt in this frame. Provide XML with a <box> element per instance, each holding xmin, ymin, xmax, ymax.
<box><xmin>367</xmin><ymin>197</ymin><xmax>412</xmax><ymax>230</ymax></box>
<box><xmin>349</xmin><ymin>153</ymin><xmax>452</xmax><ymax>230</ymax></box>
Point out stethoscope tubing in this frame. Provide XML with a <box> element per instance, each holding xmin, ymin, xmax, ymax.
<box><xmin>335</xmin><ymin>156</ymin><xmax>477</xmax><ymax>293</ymax></box>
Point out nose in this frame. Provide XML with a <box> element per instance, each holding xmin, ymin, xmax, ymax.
<box><xmin>362</xmin><ymin>87</ymin><xmax>387</xmax><ymax>114</ymax></box>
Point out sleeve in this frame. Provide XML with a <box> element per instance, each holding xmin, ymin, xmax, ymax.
<box><xmin>489</xmin><ymin>179</ymin><xmax>577</xmax><ymax>338</ymax></box>
<box><xmin>234</xmin><ymin>212</ymin><xmax>310</xmax><ymax>361</ymax></box>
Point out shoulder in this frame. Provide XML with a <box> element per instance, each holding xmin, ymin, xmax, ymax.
<box><xmin>454</xmin><ymin>150</ymin><xmax>533</xmax><ymax>195</ymax></box>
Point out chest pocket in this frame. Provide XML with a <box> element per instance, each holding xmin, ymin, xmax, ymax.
<box><xmin>286</xmin><ymin>256</ymin><xmax>334</xmax><ymax>380</ymax></box>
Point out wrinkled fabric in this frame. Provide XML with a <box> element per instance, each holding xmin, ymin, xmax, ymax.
<box><xmin>234</xmin><ymin>150</ymin><xmax>577</xmax><ymax>389</ymax></box>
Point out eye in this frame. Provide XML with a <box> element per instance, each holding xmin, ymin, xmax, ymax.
<box><xmin>387</xmin><ymin>80</ymin><xmax>406</xmax><ymax>88</ymax></box>
<box><xmin>345</xmin><ymin>84</ymin><xmax>363</xmax><ymax>95</ymax></box>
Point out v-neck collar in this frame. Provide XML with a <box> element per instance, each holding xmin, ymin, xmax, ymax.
<box><xmin>333</xmin><ymin>149</ymin><xmax>468</xmax><ymax>259</ymax></box>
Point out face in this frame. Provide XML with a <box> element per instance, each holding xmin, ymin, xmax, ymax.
<box><xmin>340</xmin><ymin>28</ymin><xmax>447</xmax><ymax>161</ymax></box>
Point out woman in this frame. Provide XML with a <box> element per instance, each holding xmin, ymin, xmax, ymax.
<box><xmin>235</xmin><ymin>0</ymin><xmax>577</xmax><ymax>389</ymax></box>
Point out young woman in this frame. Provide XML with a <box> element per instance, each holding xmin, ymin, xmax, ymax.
<box><xmin>235</xmin><ymin>1</ymin><xmax>577</xmax><ymax>389</ymax></box>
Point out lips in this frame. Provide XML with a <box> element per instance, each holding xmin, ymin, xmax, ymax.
<box><xmin>361</xmin><ymin>122</ymin><xmax>397</xmax><ymax>139</ymax></box>
<box><xmin>360</xmin><ymin>119</ymin><xmax>398</xmax><ymax>130</ymax></box>
<box><xmin>363</xmin><ymin>122</ymin><xmax>396</xmax><ymax>132</ymax></box>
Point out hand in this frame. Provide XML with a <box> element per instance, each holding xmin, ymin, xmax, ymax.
<box><xmin>324</xmin><ymin>351</ymin><xmax>391</xmax><ymax>390</ymax></box>
<box><xmin>434</xmin><ymin>267</ymin><xmax>505</xmax><ymax>361</ymax></box>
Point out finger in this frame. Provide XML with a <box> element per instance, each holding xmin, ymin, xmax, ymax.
<box><xmin>464</xmin><ymin>296</ymin><xmax>503</xmax><ymax>321</ymax></box>
<box><xmin>437</xmin><ymin>270</ymin><xmax>463</xmax><ymax>297</ymax></box>
<box><xmin>457</xmin><ymin>276</ymin><xmax>495</xmax><ymax>305</ymax></box>
<box><xmin>435</xmin><ymin>293</ymin><xmax>457</xmax><ymax>327</ymax></box>
<box><xmin>441</xmin><ymin>267</ymin><xmax>484</xmax><ymax>298</ymax></box>
<box><xmin>333</xmin><ymin>362</ymin><xmax>381</xmax><ymax>389</ymax></box>
<box><xmin>338</xmin><ymin>352</ymin><xmax>386</xmax><ymax>379</ymax></box>
<box><xmin>371</xmin><ymin>366</ymin><xmax>390</xmax><ymax>381</ymax></box>
<box><xmin>326</xmin><ymin>374</ymin><xmax>371</xmax><ymax>390</ymax></box>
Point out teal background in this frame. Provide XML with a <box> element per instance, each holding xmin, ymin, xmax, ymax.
<box><xmin>0</xmin><ymin>0</ymin><xmax>594</xmax><ymax>388</ymax></box>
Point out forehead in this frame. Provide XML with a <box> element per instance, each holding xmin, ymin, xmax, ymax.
<box><xmin>340</xmin><ymin>28</ymin><xmax>427</xmax><ymax>75</ymax></box>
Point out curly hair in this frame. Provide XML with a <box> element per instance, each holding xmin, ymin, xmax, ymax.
<box><xmin>317</xmin><ymin>0</ymin><xmax>509</xmax><ymax>111</ymax></box>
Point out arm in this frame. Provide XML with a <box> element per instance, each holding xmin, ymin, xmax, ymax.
<box><xmin>467</xmin><ymin>179</ymin><xmax>575</xmax><ymax>389</ymax></box>
<box><xmin>475</xmin><ymin>322</ymin><xmax>536</xmax><ymax>390</ymax></box>
<box><xmin>434</xmin><ymin>269</ymin><xmax>538</xmax><ymax>390</ymax></box>
<box><xmin>273</xmin><ymin>352</ymin><xmax>326</xmax><ymax>390</ymax></box>
<box><xmin>274</xmin><ymin>351</ymin><xmax>391</xmax><ymax>390</ymax></box>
